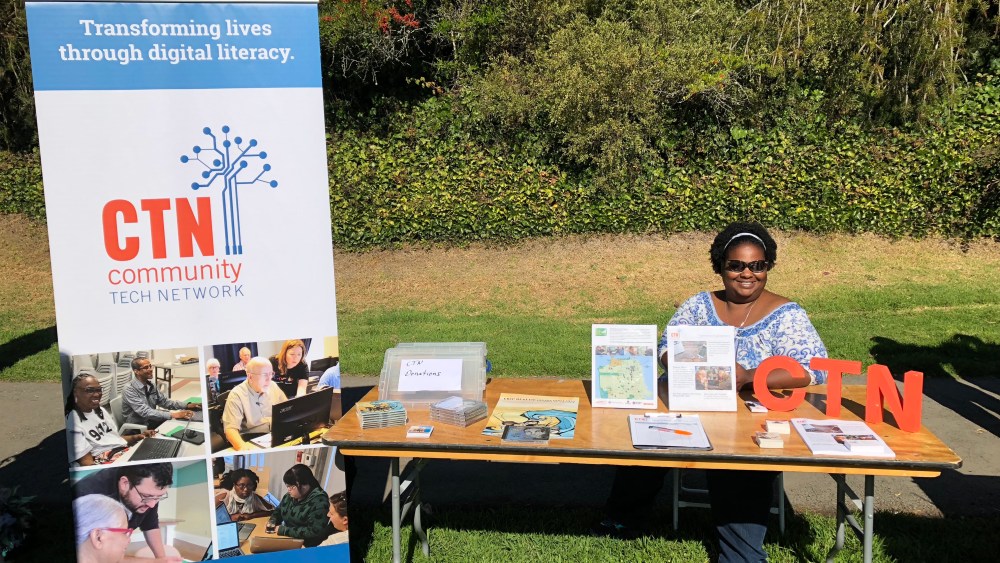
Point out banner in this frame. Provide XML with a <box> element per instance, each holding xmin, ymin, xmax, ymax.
<box><xmin>27</xmin><ymin>1</ymin><xmax>348</xmax><ymax>559</ymax></box>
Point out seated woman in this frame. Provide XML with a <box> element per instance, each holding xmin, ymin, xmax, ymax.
<box><xmin>266</xmin><ymin>464</ymin><xmax>335</xmax><ymax>547</ymax></box>
<box><xmin>270</xmin><ymin>339</ymin><xmax>310</xmax><ymax>397</ymax></box>
<box><xmin>219</xmin><ymin>468</ymin><xmax>273</xmax><ymax>522</ymax></box>
<box><xmin>597</xmin><ymin>222</ymin><xmax>828</xmax><ymax>561</ymax></box>
<box><xmin>318</xmin><ymin>491</ymin><xmax>349</xmax><ymax>546</ymax></box>
<box><xmin>65</xmin><ymin>374</ymin><xmax>154</xmax><ymax>466</ymax></box>
<box><xmin>74</xmin><ymin>494</ymin><xmax>131</xmax><ymax>563</ymax></box>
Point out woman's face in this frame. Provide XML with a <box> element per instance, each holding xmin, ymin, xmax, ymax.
<box><xmin>286</xmin><ymin>482</ymin><xmax>306</xmax><ymax>501</ymax></box>
<box><xmin>97</xmin><ymin>511</ymin><xmax>130</xmax><ymax>563</ymax></box>
<box><xmin>721</xmin><ymin>242</ymin><xmax>768</xmax><ymax>302</ymax></box>
<box><xmin>327</xmin><ymin>504</ymin><xmax>348</xmax><ymax>532</ymax></box>
<box><xmin>73</xmin><ymin>376</ymin><xmax>103</xmax><ymax>412</ymax></box>
<box><xmin>285</xmin><ymin>346</ymin><xmax>303</xmax><ymax>369</ymax></box>
<box><xmin>233</xmin><ymin>477</ymin><xmax>254</xmax><ymax>500</ymax></box>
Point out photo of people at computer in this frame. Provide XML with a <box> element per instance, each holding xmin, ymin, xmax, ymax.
<box><xmin>211</xmin><ymin>448</ymin><xmax>348</xmax><ymax>556</ymax></box>
<box><xmin>65</xmin><ymin>350</ymin><xmax>209</xmax><ymax>467</ymax></box>
<box><xmin>203</xmin><ymin>337</ymin><xmax>343</xmax><ymax>453</ymax></box>
<box><xmin>71</xmin><ymin>460</ymin><xmax>213</xmax><ymax>561</ymax></box>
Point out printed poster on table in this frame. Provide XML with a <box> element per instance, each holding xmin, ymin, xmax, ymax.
<box><xmin>665</xmin><ymin>325</ymin><xmax>738</xmax><ymax>411</ymax></box>
<box><xmin>27</xmin><ymin>1</ymin><xmax>348</xmax><ymax>560</ymax></box>
<box><xmin>591</xmin><ymin>324</ymin><xmax>658</xmax><ymax>409</ymax></box>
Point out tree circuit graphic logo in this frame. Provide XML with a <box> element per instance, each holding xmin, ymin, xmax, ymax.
<box><xmin>180</xmin><ymin>125</ymin><xmax>278</xmax><ymax>255</ymax></box>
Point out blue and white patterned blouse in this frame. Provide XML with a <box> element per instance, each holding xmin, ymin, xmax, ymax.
<box><xmin>658</xmin><ymin>292</ymin><xmax>828</xmax><ymax>384</ymax></box>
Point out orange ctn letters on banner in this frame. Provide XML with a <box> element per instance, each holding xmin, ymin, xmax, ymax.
<box><xmin>865</xmin><ymin>364</ymin><xmax>924</xmax><ymax>432</ymax></box>
<box><xmin>809</xmin><ymin>357</ymin><xmax>863</xmax><ymax>417</ymax></box>
<box><xmin>753</xmin><ymin>356</ymin><xmax>809</xmax><ymax>411</ymax></box>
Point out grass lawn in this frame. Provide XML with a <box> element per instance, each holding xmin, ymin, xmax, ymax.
<box><xmin>3</xmin><ymin>214</ymin><xmax>1000</xmax><ymax>561</ymax></box>
<box><xmin>350</xmin><ymin>506</ymin><xmax>1000</xmax><ymax>562</ymax></box>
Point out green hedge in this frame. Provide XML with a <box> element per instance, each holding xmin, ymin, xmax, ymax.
<box><xmin>0</xmin><ymin>150</ymin><xmax>44</xmax><ymax>220</ymax></box>
<box><xmin>4</xmin><ymin>76</ymin><xmax>998</xmax><ymax>249</ymax></box>
<box><xmin>327</xmin><ymin>75</ymin><xmax>1000</xmax><ymax>249</ymax></box>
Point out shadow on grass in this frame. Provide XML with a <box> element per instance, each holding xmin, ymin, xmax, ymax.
<box><xmin>870</xmin><ymin>334</ymin><xmax>1000</xmax><ymax>519</ymax></box>
<box><xmin>0</xmin><ymin>325</ymin><xmax>57</xmax><ymax>372</ymax></box>
<box><xmin>350</xmin><ymin>500</ymin><xmax>829</xmax><ymax>562</ymax></box>
<box><xmin>0</xmin><ymin>430</ymin><xmax>73</xmax><ymax>561</ymax></box>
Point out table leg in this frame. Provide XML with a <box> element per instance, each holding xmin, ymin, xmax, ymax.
<box><xmin>391</xmin><ymin>457</ymin><xmax>402</xmax><ymax>563</ymax></box>
<box><xmin>412</xmin><ymin>464</ymin><xmax>428</xmax><ymax>556</ymax></box>
<box><xmin>826</xmin><ymin>474</ymin><xmax>873</xmax><ymax>563</ymax></box>
<box><xmin>863</xmin><ymin>475</ymin><xmax>874</xmax><ymax>563</ymax></box>
<box><xmin>829</xmin><ymin>474</ymin><xmax>847</xmax><ymax>562</ymax></box>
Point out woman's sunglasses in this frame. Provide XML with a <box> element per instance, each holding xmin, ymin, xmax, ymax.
<box><xmin>724</xmin><ymin>260</ymin><xmax>772</xmax><ymax>273</ymax></box>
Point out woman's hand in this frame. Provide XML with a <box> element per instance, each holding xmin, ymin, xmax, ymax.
<box><xmin>735</xmin><ymin>365</ymin><xmax>754</xmax><ymax>391</ymax></box>
<box><xmin>231</xmin><ymin>513</ymin><xmax>249</xmax><ymax>522</ymax></box>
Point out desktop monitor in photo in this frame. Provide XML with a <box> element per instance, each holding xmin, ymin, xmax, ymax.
<box><xmin>271</xmin><ymin>386</ymin><xmax>335</xmax><ymax>446</ymax></box>
<box><xmin>217</xmin><ymin>370</ymin><xmax>247</xmax><ymax>394</ymax></box>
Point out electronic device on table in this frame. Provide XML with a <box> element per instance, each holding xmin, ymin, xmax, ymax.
<box><xmin>215</xmin><ymin>502</ymin><xmax>256</xmax><ymax>543</ymax></box>
<box><xmin>270</xmin><ymin>386</ymin><xmax>336</xmax><ymax>446</ymax></box>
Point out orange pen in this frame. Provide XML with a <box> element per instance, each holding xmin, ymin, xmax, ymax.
<box><xmin>650</xmin><ymin>426</ymin><xmax>693</xmax><ymax>436</ymax></box>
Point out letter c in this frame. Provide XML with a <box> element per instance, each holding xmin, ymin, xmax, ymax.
<box><xmin>102</xmin><ymin>200</ymin><xmax>139</xmax><ymax>261</ymax></box>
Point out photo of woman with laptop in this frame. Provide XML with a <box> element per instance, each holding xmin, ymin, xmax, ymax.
<box><xmin>211</xmin><ymin>448</ymin><xmax>348</xmax><ymax>556</ymax></box>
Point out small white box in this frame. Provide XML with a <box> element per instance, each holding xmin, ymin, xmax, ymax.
<box><xmin>765</xmin><ymin>420</ymin><xmax>791</xmax><ymax>434</ymax></box>
<box><xmin>754</xmin><ymin>431</ymin><xmax>784</xmax><ymax>449</ymax></box>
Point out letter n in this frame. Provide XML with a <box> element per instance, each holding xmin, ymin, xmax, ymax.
<box><xmin>865</xmin><ymin>364</ymin><xmax>923</xmax><ymax>432</ymax></box>
<box><xmin>177</xmin><ymin>197</ymin><xmax>214</xmax><ymax>257</ymax></box>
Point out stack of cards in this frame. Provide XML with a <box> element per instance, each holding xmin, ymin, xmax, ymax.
<box><xmin>754</xmin><ymin>431</ymin><xmax>784</xmax><ymax>448</ymax></box>
<box><xmin>356</xmin><ymin>400</ymin><xmax>408</xmax><ymax>429</ymax></box>
<box><xmin>430</xmin><ymin>396</ymin><xmax>488</xmax><ymax>427</ymax></box>
<box><xmin>765</xmin><ymin>420</ymin><xmax>791</xmax><ymax>434</ymax></box>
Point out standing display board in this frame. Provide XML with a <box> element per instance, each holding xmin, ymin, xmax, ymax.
<box><xmin>27</xmin><ymin>1</ymin><xmax>348</xmax><ymax>560</ymax></box>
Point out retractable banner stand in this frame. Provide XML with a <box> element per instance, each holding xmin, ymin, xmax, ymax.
<box><xmin>27</xmin><ymin>2</ymin><xmax>348</xmax><ymax>560</ymax></box>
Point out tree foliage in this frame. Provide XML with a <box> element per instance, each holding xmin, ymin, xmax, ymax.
<box><xmin>0</xmin><ymin>0</ymin><xmax>35</xmax><ymax>151</ymax></box>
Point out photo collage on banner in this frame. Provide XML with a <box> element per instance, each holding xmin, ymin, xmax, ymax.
<box><xmin>26</xmin><ymin>1</ymin><xmax>348</xmax><ymax>560</ymax></box>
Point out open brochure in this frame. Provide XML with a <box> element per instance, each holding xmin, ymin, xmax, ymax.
<box><xmin>628</xmin><ymin>414</ymin><xmax>713</xmax><ymax>450</ymax></box>
<box><xmin>791</xmin><ymin>418</ymin><xmax>896</xmax><ymax>458</ymax></box>
<box><xmin>591</xmin><ymin>324</ymin><xmax>658</xmax><ymax>409</ymax></box>
<box><xmin>665</xmin><ymin>325</ymin><xmax>737</xmax><ymax>411</ymax></box>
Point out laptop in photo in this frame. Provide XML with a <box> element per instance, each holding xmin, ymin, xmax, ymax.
<box><xmin>216</xmin><ymin>522</ymin><xmax>244</xmax><ymax>558</ymax></box>
<box><xmin>215</xmin><ymin>502</ymin><xmax>255</xmax><ymax>543</ymax></box>
<box><xmin>128</xmin><ymin>437</ymin><xmax>181</xmax><ymax>461</ymax></box>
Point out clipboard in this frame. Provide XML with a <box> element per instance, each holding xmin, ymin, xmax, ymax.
<box><xmin>628</xmin><ymin>414</ymin><xmax>713</xmax><ymax>450</ymax></box>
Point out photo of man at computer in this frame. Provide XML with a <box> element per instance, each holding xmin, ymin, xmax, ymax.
<box><xmin>204</xmin><ymin>337</ymin><xmax>343</xmax><ymax>453</ymax></box>
<box><xmin>211</xmin><ymin>448</ymin><xmax>348</xmax><ymax>557</ymax></box>
<box><xmin>71</xmin><ymin>460</ymin><xmax>213</xmax><ymax>561</ymax></box>
<box><xmin>66</xmin><ymin>350</ymin><xmax>210</xmax><ymax>466</ymax></box>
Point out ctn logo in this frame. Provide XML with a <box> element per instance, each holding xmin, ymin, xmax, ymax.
<box><xmin>180</xmin><ymin>125</ymin><xmax>279</xmax><ymax>255</ymax></box>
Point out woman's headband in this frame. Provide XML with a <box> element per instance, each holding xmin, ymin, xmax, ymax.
<box><xmin>723</xmin><ymin>232</ymin><xmax>765</xmax><ymax>250</ymax></box>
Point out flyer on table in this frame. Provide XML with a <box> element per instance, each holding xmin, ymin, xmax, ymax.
<box><xmin>665</xmin><ymin>325</ymin><xmax>738</xmax><ymax>411</ymax></box>
<box><xmin>591</xmin><ymin>324</ymin><xmax>658</xmax><ymax>409</ymax></box>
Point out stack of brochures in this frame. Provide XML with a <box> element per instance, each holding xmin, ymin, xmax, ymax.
<box><xmin>791</xmin><ymin>418</ymin><xmax>895</xmax><ymax>458</ymax></box>
<box><xmin>356</xmin><ymin>400</ymin><xmax>408</xmax><ymax>429</ymax></box>
<box><xmin>430</xmin><ymin>396</ymin><xmax>487</xmax><ymax>427</ymax></box>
